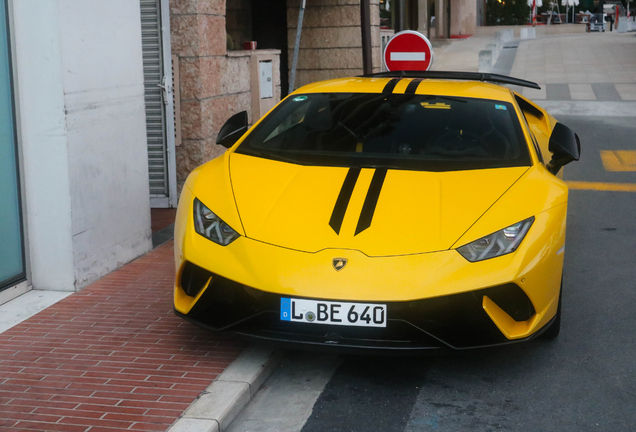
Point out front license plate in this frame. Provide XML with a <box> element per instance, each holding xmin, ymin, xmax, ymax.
<box><xmin>280</xmin><ymin>298</ymin><xmax>387</xmax><ymax>328</ymax></box>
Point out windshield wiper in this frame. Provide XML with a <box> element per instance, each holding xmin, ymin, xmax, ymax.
<box><xmin>338</xmin><ymin>123</ymin><xmax>359</xmax><ymax>141</ymax></box>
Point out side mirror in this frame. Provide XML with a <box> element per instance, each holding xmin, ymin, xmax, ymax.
<box><xmin>216</xmin><ymin>111</ymin><xmax>248</xmax><ymax>148</ymax></box>
<box><xmin>546</xmin><ymin>123</ymin><xmax>581</xmax><ymax>175</ymax></box>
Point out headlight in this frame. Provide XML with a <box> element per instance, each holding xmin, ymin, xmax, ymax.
<box><xmin>193</xmin><ymin>198</ymin><xmax>240</xmax><ymax>246</ymax></box>
<box><xmin>457</xmin><ymin>217</ymin><xmax>534</xmax><ymax>262</ymax></box>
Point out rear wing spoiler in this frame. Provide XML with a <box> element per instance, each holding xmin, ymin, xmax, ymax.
<box><xmin>359</xmin><ymin>71</ymin><xmax>541</xmax><ymax>90</ymax></box>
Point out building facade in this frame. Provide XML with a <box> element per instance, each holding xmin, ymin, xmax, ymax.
<box><xmin>380</xmin><ymin>0</ymin><xmax>479</xmax><ymax>38</ymax></box>
<box><xmin>0</xmin><ymin>0</ymin><xmax>382</xmax><ymax>304</ymax></box>
<box><xmin>1</xmin><ymin>0</ymin><xmax>152</xmax><ymax>304</ymax></box>
<box><xmin>170</xmin><ymin>0</ymin><xmax>381</xmax><ymax>192</ymax></box>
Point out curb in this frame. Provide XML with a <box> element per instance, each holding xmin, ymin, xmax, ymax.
<box><xmin>168</xmin><ymin>346</ymin><xmax>283</xmax><ymax>432</ymax></box>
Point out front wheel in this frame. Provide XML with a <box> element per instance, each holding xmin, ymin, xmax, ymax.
<box><xmin>541</xmin><ymin>282</ymin><xmax>562</xmax><ymax>339</ymax></box>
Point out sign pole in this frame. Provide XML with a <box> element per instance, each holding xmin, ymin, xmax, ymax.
<box><xmin>289</xmin><ymin>0</ymin><xmax>306</xmax><ymax>94</ymax></box>
<box><xmin>360</xmin><ymin>0</ymin><xmax>373</xmax><ymax>75</ymax></box>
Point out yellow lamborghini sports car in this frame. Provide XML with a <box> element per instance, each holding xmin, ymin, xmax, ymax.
<box><xmin>173</xmin><ymin>71</ymin><xmax>581</xmax><ymax>352</ymax></box>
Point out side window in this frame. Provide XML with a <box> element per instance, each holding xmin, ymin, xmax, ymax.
<box><xmin>514</xmin><ymin>93</ymin><xmax>550</xmax><ymax>163</ymax></box>
<box><xmin>530</xmin><ymin>131</ymin><xmax>543</xmax><ymax>164</ymax></box>
<box><xmin>518</xmin><ymin>109</ymin><xmax>544</xmax><ymax>164</ymax></box>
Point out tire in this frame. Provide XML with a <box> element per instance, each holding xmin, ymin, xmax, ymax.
<box><xmin>541</xmin><ymin>282</ymin><xmax>562</xmax><ymax>340</ymax></box>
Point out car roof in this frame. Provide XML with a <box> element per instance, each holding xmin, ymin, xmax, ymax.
<box><xmin>295</xmin><ymin>77</ymin><xmax>516</xmax><ymax>103</ymax></box>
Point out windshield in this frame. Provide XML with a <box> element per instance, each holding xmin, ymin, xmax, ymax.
<box><xmin>236</xmin><ymin>93</ymin><xmax>531</xmax><ymax>171</ymax></box>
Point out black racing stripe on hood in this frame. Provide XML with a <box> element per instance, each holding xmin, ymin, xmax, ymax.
<box><xmin>355</xmin><ymin>168</ymin><xmax>387</xmax><ymax>236</ymax></box>
<box><xmin>329</xmin><ymin>167</ymin><xmax>361</xmax><ymax>234</ymax></box>
<box><xmin>405</xmin><ymin>78</ymin><xmax>423</xmax><ymax>94</ymax></box>
<box><xmin>382</xmin><ymin>78</ymin><xmax>401</xmax><ymax>93</ymax></box>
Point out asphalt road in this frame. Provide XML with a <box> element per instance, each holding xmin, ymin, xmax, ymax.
<box><xmin>227</xmin><ymin>114</ymin><xmax>636</xmax><ymax>432</ymax></box>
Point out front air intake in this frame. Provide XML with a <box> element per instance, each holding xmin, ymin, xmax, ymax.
<box><xmin>180</xmin><ymin>262</ymin><xmax>214</xmax><ymax>298</ymax></box>
<box><xmin>483</xmin><ymin>283</ymin><xmax>535</xmax><ymax>322</ymax></box>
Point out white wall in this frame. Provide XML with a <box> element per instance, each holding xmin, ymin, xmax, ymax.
<box><xmin>12</xmin><ymin>0</ymin><xmax>152</xmax><ymax>291</ymax></box>
<box><xmin>58</xmin><ymin>0</ymin><xmax>152</xmax><ymax>287</ymax></box>
<box><xmin>12</xmin><ymin>0</ymin><xmax>76</xmax><ymax>291</ymax></box>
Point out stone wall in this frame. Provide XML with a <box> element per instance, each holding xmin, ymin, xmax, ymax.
<box><xmin>171</xmin><ymin>0</ymin><xmax>379</xmax><ymax>189</ymax></box>
<box><xmin>287</xmin><ymin>0</ymin><xmax>382</xmax><ymax>89</ymax></box>
<box><xmin>170</xmin><ymin>0</ymin><xmax>260</xmax><ymax>190</ymax></box>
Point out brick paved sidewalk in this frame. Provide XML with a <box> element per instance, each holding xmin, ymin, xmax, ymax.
<box><xmin>0</xmin><ymin>241</ymin><xmax>245</xmax><ymax>432</ymax></box>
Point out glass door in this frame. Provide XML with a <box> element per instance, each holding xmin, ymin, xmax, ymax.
<box><xmin>0</xmin><ymin>0</ymin><xmax>26</xmax><ymax>290</ymax></box>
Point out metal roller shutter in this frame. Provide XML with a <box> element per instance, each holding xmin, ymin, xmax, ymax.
<box><xmin>140</xmin><ymin>0</ymin><xmax>176</xmax><ymax>207</ymax></box>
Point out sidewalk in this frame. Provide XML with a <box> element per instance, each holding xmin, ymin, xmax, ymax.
<box><xmin>431</xmin><ymin>31</ymin><xmax>636</xmax><ymax>102</ymax></box>
<box><xmin>0</xmin><ymin>241</ymin><xmax>245</xmax><ymax>431</ymax></box>
<box><xmin>511</xmin><ymin>32</ymin><xmax>636</xmax><ymax>101</ymax></box>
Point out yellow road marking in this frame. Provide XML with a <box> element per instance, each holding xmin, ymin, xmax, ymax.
<box><xmin>566</xmin><ymin>181</ymin><xmax>636</xmax><ymax>192</ymax></box>
<box><xmin>600</xmin><ymin>150</ymin><xmax>636</xmax><ymax>172</ymax></box>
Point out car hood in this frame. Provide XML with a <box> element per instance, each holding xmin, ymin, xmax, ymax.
<box><xmin>229</xmin><ymin>153</ymin><xmax>529</xmax><ymax>256</ymax></box>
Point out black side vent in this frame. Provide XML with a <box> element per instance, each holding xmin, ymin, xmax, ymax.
<box><xmin>180</xmin><ymin>262</ymin><xmax>214</xmax><ymax>297</ymax></box>
<box><xmin>482</xmin><ymin>283</ymin><xmax>536</xmax><ymax>322</ymax></box>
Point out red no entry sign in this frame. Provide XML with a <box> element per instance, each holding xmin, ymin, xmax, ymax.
<box><xmin>383</xmin><ymin>30</ymin><xmax>434</xmax><ymax>72</ymax></box>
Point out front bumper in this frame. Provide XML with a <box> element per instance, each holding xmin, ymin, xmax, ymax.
<box><xmin>175</xmin><ymin>273</ymin><xmax>552</xmax><ymax>351</ymax></box>
<box><xmin>173</xmin><ymin>185</ymin><xmax>566</xmax><ymax>351</ymax></box>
